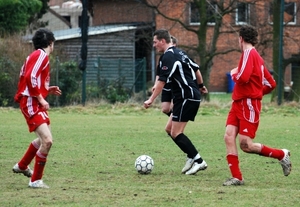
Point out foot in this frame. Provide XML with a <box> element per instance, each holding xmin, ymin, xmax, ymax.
<box><xmin>28</xmin><ymin>180</ymin><xmax>49</xmax><ymax>189</ymax></box>
<box><xmin>185</xmin><ymin>160</ymin><xmax>207</xmax><ymax>175</ymax></box>
<box><xmin>181</xmin><ymin>158</ymin><xmax>194</xmax><ymax>174</ymax></box>
<box><xmin>223</xmin><ymin>177</ymin><xmax>244</xmax><ymax>186</ymax></box>
<box><xmin>279</xmin><ymin>149</ymin><xmax>291</xmax><ymax>176</ymax></box>
<box><xmin>12</xmin><ymin>163</ymin><xmax>33</xmax><ymax>178</ymax></box>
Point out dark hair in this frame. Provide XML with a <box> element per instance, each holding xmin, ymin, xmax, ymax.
<box><xmin>171</xmin><ymin>36</ymin><xmax>177</xmax><ymax>45</ymax></box>
<box><xmin>153</xmin><ymin>29</ymin><xmax>171</xmax><ymax>43</ymax></box>
<box><xmin>32</xmin><ymin>28</ymin><xmax>55</xmax><ymax>50</ymax></box>
<box><xmin>239</xmin><ymin>25</ymin><xmax>258</xmax><ymax>46</ymax></box>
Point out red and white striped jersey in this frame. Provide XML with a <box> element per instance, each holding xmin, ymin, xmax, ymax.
<box><xmin>231</xmin><ymin>48</ymin><xmax>276</xmax><ymax>101</ymax></box>
<box><xmin>14</xmin><ymin>49</ymin><xmax>50</xmax><ymax>103</ymax></box>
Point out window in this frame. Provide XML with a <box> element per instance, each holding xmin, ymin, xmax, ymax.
<box><xmin>236</xmin><ymin>2</ymin><xmax>250</xmax><ymax>25</ymax></box>
<box><xmin>190</xmin><ymin>1</ymin><xmax>217</xmax><ymax>25</ymax></box>
<box><xmin>269</xmin><ymin>2</ymin><xmax>297</xmax><ymax>25</ymax></box>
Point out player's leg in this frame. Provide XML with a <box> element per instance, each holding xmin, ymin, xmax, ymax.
<box><xmin>223</xmin><ymin>124</ymin><xmax>244</xmax><ymax>186</ymax></box>
<box><xmin>171</xmin><ymin>100</ymin><xmax>207</xmax><ymax>174</ymax></box>
<box><xmin>29</xmin><ymin>123</ymin><xmax>53</xmax><ymax>188</ymax></box>
<box><xmin>165</xmin><ymin>115</ymin><xmax>172</xmax><ymax>135</ymax></box>
<box><xmin>13</xmin><ymin>138</ymin><xmax>40</xmax><ymax>177</ymax></box>
<box><xmin>161</xmin><ymin>101</ymin><xmax>172</xmax><ymax>115</ymax></box>
<box><xmin>13</xmin><ymin>97</ymin><xmax>40</xmax><ymax>178</ymax></box>
<box><xmin>223</xmin><ymin>102</ymin><xmax>244</xmax><ymax>186</ymax></box>
<box><xmin>239</xmin><ymin>99</ymin><xmax>291</xmax><ymax>176</ymax></box>
<box><xmin>239</xmin><ymin>130</ymin><xmax>291</xmax><ymax>176</ymax></box>
<box><xmin>161</xmin><ymin>86</ymin><xmax>173</xmax><ymax>116</ymax></box>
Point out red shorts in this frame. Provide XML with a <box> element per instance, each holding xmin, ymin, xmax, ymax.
<box><xmin>226</xmin><ymin>98</ymin><xmax>261</xmax><ymax>138</ymax></box>
<box><xmin>19</xmin><ymin>96</ymin><xmax>50</xmax><ymax>132</ymax></box>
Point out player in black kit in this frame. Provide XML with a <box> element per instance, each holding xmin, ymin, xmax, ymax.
<box><xmin>144</xmin><ymin>29</ymin><xmax>208</xmax><ymax>175</ymax></box>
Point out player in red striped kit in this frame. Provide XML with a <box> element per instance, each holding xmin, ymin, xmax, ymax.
<box><xmin>223</xmin><ymin>25</ymin><xmax>291</xmax><ymax>186</ymax></box>
<box><xmin>12</xmin><ymin>28</ymin><xmax>61</xmax><ymax>188</ymax></box>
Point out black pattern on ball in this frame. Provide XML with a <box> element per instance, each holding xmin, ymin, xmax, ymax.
<box><xmin>134</xmin><ymin>155</ymin><xmax>154</xmax><ymax>174</ymax></box>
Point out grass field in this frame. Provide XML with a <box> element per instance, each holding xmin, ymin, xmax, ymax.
<box><xmin>1</xmin><ymin>94</ymin><xmax>300</xmax><ymax>207</ymax></box>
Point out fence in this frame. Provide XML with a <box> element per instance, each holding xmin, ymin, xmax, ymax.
<box><xmin>51</xmin><ymin>56</ymin><xmax>149</xmax><ymax>105</ymax></box>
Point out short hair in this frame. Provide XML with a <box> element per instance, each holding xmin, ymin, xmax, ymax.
<box><xmin>32</xmin><ymin>28</ymin><xmax>55</xmax><ymax>50</ymax></box>
<box><xmin>171</xmin><ymin>36</ymin><xmax>177</xmax><ymax>45</ymax></box>
<box><xmin>239</xmin><ymin>25</ymin><xmax>258</xmax><ymax>46</ymax></box>
<box><xmin>153</xmin><ymin>29</ymin><xmax>171</xmax><ymax>43</ymax></box>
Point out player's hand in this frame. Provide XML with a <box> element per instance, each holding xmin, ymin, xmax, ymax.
<box><xmin>37</xmin><ymin>95</ymin><xmax>49</xmax><ymax>110</ymax></box>
<box><xmin>40</xmin><ymin>99</ymin><xmax>50</xmax><ymax>110</ymax></box>
<box><xmin>200</xmin><ymin>86</ymin><xmax>208</xmax><ymax>94</ymax></box>
<box><xmin>144</xmin><ymin>99</ymin><xmax>152</xmax><ymax>109</ymax></box>
<box><xmin>49</xmin><ymin>86</ymin><xmax>62</xmax><ymax>96</ymax></box>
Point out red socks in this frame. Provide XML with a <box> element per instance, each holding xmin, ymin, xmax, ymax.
<box><xmin>31</xmin><ymin>151</ymin><xmax>48</xmax><ymax>182</ymax></box>
<box><xmin>226</xmin><ymin>154</ymin><xmax>243</xmax><ymax>180</ymax></box>
<box><xmin>260</xmin><ymin>145</ymin><xmax>285</xmax><ymax>160</ymax></box>
<box><xmin>18</xmin><ymin>141</ymin><xmax>39</xmax><ymax>170</ymax></box>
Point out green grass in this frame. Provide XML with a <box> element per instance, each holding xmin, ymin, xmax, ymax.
<box><xmin>1</xmin><ymin>94</ymin><xmax>300</xmax><ymax>206</ymax></box>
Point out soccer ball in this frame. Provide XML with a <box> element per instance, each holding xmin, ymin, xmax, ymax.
<box><xmin>134</xmin><ymin>155</ymin><xmax>154</xmax><ymax>174</ymax></box>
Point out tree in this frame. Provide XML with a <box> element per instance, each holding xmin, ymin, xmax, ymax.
<box><xmin>272</xmin><ymin>0</ymin><xmax>300</xmax><ymax>102</ymax></box>
<box><xmin>0</xmin><ymin>0</ymin><xmax>49</xmax><ymax>35</ymax></box>
<box><xmin>140</xmin><ymin>0</ymin><xmax>300</xmax><ymax>102</ymax></box>
<box><xmin>140</xmin><ymin>0</ymin><xmax>246</xmax><ymax>100</ymax></box>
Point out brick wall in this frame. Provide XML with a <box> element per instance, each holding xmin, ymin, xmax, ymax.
<box><xmin>89</xmin><ymin>0</ymin><xmax>300</xmax><ymax>92</ymax></box>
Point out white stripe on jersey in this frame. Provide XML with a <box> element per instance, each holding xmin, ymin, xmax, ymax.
<box><xmin>31</xmin><ymin>50</ymin><xmax>47</xmax><ymax>89</ymax></box>
<box><xmin>170</xmin><ymin>61</ymin><xmax>194</xmax><ymax>99</ymax></box>
<box><xmin>237</xmin><ymin>48</ymin><xmax>252</xmax><ymax>80</ymax></box>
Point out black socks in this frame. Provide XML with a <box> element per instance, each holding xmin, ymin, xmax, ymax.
<box><xmin>173</xmin><ymin>133</ymin><xmax>198</xmax><ymax>159</ymax></box>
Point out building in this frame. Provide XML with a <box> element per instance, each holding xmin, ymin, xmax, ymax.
<box><xmin>89</xmin><ymin>0</ymin><xmax>300</xmax><ymax>93</ymax></box>
<box><xmin>45</xmin><ymin>0</ymin><xmax>300</xmax><ymax>93</ymax></box>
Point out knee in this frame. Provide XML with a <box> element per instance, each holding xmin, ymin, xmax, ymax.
<box><xmin>239</xmin><ymin>142</ymin><xmax>252</xmax><ymax>153</ymax></box>
<box><xmin>165</xmin><ymin>128</ymin><xmax>171</xmax><ymax>135</ymax></box>
<box><xmin>42</xmin><ymin>137</ymin><xmax>53</xmax><ymax>150</ymax></box>
<box><xmin>224</xmin><ymin>133</ymin><xmax>234</xmax><ymax>145</ymax></box>
<box><xmin>170</xmin><ymin>132</ymin><xmax>179</xmax><ymax>139</ymax></box>
<box><xmin>162</xmin><ymin>108</ymin><xmax>170</xmax><ymax>115</ymax></box>
<box><xmin>45</xmin><ymin>140</ymin><xmax>53</xmax><ymax>150</ymax></box>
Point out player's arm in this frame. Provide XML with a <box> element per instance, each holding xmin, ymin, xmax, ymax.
<box><xmin>262</xmin><ymin>67</ymin><xmax>276</xmax><ymax>95</ymax></box>
<box><xmin>152</xmin><ymin>75</ymin><xmax>159</xmax><ymax>92</ymax></box>
<box><xmin>232</xmin><ymin>53</ymin><xmax>253</xmax><ymax>84</ymax></box>
<box><xmin>195</xmin><ymin>70</ymin><xmax>208</xmax><ymax>94</ymax></box>
<box><xmin>26</xmin><ymin>63</ymin><xmax>42</xmax><ymax>97</ymax></box>
<box><xmin>144</xmin><ymin>80</ymin><xmax>165</xmax><ymax>108</ymax></box>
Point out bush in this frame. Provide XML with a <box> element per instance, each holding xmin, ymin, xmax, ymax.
<box><xmin>49</xmin><ymin>61</ymin><xmax>82</xmax><ymax>106</ymax></box>
<box><xmin>85</xmin><ymin>77</ymin><xmax>131</xmax><ymax>104</ymax></box>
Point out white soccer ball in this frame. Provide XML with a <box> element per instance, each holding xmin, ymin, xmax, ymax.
<box><xmin>134</xmin><ymin>155</ymin><xmax>154</xmax><ymax>174</ymax></box>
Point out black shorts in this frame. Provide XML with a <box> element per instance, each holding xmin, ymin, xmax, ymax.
<box><xmin>172</xmin><ymin>99</ymin><xmax>200</xmax><ymax>122</ymax></box>
<box><xmin>161</xmin><ymin>83</ymin><xmax>173</xmax><ymax>102</ymax></box>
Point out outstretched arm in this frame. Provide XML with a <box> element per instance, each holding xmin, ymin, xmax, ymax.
<box><xmin>144</xmin><ymin>80</ymin><xmax>165</xmax><ymax>109</ymax></box>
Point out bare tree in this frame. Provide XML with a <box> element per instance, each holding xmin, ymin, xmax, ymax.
<box><xmin>140</xmin><ymin>0</ymin><xmax>300</xmax><ymax>102</ymax></box>
<box><xmin>272</xmin><ymin>0</ymin><xmax>300</xmax><ymax>102</ymax></box>
<box><xmin>140</xmin><ymin>0</ymin><xmax>257</xmax><ymax>100</ymax></box>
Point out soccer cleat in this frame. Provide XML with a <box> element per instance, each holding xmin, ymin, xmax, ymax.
<box><xmin>181</xmin><ymin>158</ymin><xmax>194</xmax><ymax>173</ymax></box>
<box><xmin>223</xmin><ymin>177</ymin><xmax>244</xmax><ymax>186</ymax></box>
<box><xmin>28</xmin><ymin>180</ymin><xmax>49</xmax><ymax>189</ymax></box>
<box><xmin>12</xmin><ymin>163</ymin><xmax>33</xmax><ymax>178</ymax></box>
<box><xmin>185</xmin><ymin>160</ymin><xmax>207</xmax><ymax>175</ymax></box>
<box><xmin>279</xmin><ymin>149</ymin><xmax>291</xmax><ymax>176</ymax></box>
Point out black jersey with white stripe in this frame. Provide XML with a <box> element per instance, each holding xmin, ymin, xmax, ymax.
<box><xmin>158</xmin><ymin>46</ymin><xmax>200</xmax><ymax>101</ymax></box>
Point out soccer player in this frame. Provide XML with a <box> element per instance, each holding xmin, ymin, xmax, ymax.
<box><xmin>152</xmin><ymin>35</ymin><xmax>177</xmax><ymax>134</ymax></box>
<box><xmin>13</xmin><ymin>28</ymin><xmax>61</xmax><ymax>188</ymax></box>
<box><xmin>144</xmin><ymin>29</ymin><xmax>208</xmax><ymax>175</ymax></box>
<box><xmin>223</xmin><ymin>25</ymin><xmax>291</xmax><ymax>186</ymax></box>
